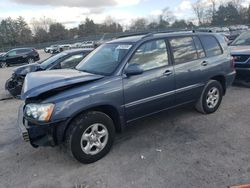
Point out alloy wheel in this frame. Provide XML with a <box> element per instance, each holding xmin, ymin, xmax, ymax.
<box><xmin>206</xmin><ymin>87</ymin><xmax>219</xmax><ymax>109</ymax></box>
<box><xmin>80</xmin><ymin>123</ymin><xmax>109</xmax><ymax>155</ymax></box>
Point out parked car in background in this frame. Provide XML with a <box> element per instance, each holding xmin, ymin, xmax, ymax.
<box><xmin>229</xmin><ymin>31</ymin><xmax>250</xmax><ymax>82</ymax></box>
<box><xmin>71</xmin><ymin>42</ymin><xmax>82</xmax><ymax>48</ymax></box>
<box><xmin>6</xmin><ymin>48</ymin><xmax>93</xmax><ymax>97</ymax></box>
<box><xmin>228</xmin><ymin>25</ymin><xmax>249</xmax><ymax>41</ymax></box>
<box><xmin>80</xmin><ymin>41</ymin><xmax>94</xmax><ymax>48</ymax></box>
<box><xmin>0</xmin><ymin>48</ymin><xmax>40</xmax><ymax>68</ymax></box>
<box><xmin>58</xmin><ymin>44</ymin><xmax>71</xmax><ymax>52</ymax></box>
<box><xmin>0</xmin><ymin>52</ymin><xmax>6</xmax><ymax>56</ymax></box>
<box><xmin>19</xmin><ymin>32</ymin><xmax>235</xmax><ymax>163</ymax></box>
<box><xmin>44</xmin><ymin>45</ymin><xmax>59</xmax><ymax>53</ymax></box>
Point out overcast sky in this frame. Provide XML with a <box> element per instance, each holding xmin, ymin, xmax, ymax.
<box><xmin>0</xmin><ymin>0</ymin><xmax>249</xmax><ymax>28</ymax></box>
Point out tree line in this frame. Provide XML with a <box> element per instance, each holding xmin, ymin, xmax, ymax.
<box><xmin>0</xmin><ymin>0</ymin><xmax>250</xmax><ymax>49</ymax></box>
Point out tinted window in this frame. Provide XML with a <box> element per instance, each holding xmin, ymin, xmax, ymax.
<box><xmin>193</xmin><ymin>36</ymin><xmax>205</xmax><ymax>58</ymax></box>
<box><xmin>128</xmin><ymin>39</ymin><xmax>168</xmax><ymax>71</ymax></box>
<box><xmin>169</xmin><ymin>37</ymin><xmax>198</xmax><ymax>64</ymax></box>
<box><xmin>17</xmin><ymin>49</ymin><xmax>31</xmax><ymax>54</ymax></box>
<box><xmin>200</xmin><ymin>36</ymin><xmax>222</xmax><ymax>57</ymax></box>
<box><xmin>60</xmin><ymin>54</ymin><xmax>85</xmax><ymax>69</ymax></box>
<box><xmin>7</xmin><ymin>50</ymin><xmax>17</xmax><ymax>57</ymax></box>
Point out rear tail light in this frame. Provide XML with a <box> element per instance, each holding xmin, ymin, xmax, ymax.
<box><xmin>231</xmin><ymin>56</ymin><xmax>235</xmax><ymax>70</ymax></box>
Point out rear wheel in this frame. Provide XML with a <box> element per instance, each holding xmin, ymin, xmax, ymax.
<box><xmin>0</xmin><ymin>62</ymin><xmax>7</xmax><ymax>68</ymax></box>
<box><xmin>195</xmin><ymin>80</ymin><xmax>223</xmax><ymax>114</ymax></box>
<box><xmin>65</xmin><ymin>111</ymin><xmax>115</xmax><ymax>164</ymax></box>
<box><xmin>27</xmin><ymin>58</ymin><xmax>34</xmax><ymax>64</ymax></box>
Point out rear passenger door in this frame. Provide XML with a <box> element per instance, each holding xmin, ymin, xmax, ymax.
<box><xmin>123</xmin><ymin>39</ymin><xmax>175</xmax><ymax>121</ymax></box>
<box><xmin>198</xmin><ymin>35</ymin><xmax>224</xmax><ymax>78</ymax></box>
<box><xmin>169</xmin><ymin>36</ymin><xmax>207</xmax><ymax>104</ymax></box>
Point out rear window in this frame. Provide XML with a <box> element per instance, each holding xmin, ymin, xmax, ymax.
<box><xmin>169</xmin><ymin>37</ymin><xmax>198</xmax><ymax>64</ymax></box>
<box><xmin>199</xmin><ymin>35</ymin><xmax>223</xmax><ymax>57</ymax></box>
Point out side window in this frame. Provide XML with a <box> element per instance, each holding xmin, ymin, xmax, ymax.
<box><xmin>199</xmin><ymin>35</ymin><xmax>223</xmax><ymax>57</ymax></box>
<box><xmin>193</xmin><ymin>36</ymin><xmax>205</xmax><ymax>58</ymax></box>
<box><xmin>60</xmin><ymin>54</ymin><xmax>85</xmax><ymax>69</ymax></box>
<box><xmin>17</xmin><ymin>49</ymin><xmax>30</xmax><ymax>54</ymax></box>
<box><xmin>129</xmin><ymin>39</ymin><xmax>168</xmax><ymax>71</ymax></box>
<box><xmin>169</xmin><ymin>37</ymin><xmax>198</xmax><ymax>64</ymax></box>
<box><xmin>7</xmin><ymin>50</ymin><xmax>17</xmax><ymax>57</ymax></box>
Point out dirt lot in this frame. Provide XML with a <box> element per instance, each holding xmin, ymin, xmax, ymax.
<box><xmin>0</xmin><ymin>51</ymin><xmax>250</xmax><ymax>188</ymax></box>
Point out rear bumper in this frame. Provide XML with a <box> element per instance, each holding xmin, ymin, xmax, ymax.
<box><xmin>18</xmin><ymin>104</ymin><xmax>68</xmax><ymax>147</ymax></box>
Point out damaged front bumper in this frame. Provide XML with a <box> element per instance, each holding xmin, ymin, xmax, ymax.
<box><xmin>17</xmin><ymin>104</ymin><xmax>68</xmax><ymax>148</ymax></box>
<box><xmin>5</xmin><ymin>74</ymin><xmax>24</xmax><ymax>98</ymax></box>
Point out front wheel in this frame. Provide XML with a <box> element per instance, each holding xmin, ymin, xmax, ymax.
<box><xmin>195</xmin><ymin>80</ymin><xmax>223</xmax><ymax>114</ymax></box>
<box><xmin>65</xmin><ymin>111</ymin><xmax>115</xmax><ymax>164</ymax></box>
<box><xmin>0</xmin><ymin>62</ymin><xmax>7</xmax><ymax>68</ymax></box>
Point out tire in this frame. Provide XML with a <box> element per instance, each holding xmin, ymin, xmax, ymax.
<box><xmin>65</xmin><ymin>111</ymin><xmax>115</xmax><ymax>164</ymax></box>
<box><xmin>27</xmin><ymin>58</ymin><xmax>34</xmax><ymax>64</ymax></box>
<box><xmin>0</xmin><ymin>62</ymin><xmax>7</xmax><ymax>68</ymax></box>
<box><xmin>195</xmin><ymin>80</ymin><xmax>223</xmax><ymax>114</ymax></box>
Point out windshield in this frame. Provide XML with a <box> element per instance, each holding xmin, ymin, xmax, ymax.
<box><xmin>40</xmin><ymin>52</ymin><xmax>67</xmax><ymax>69</ymax></box>
<box><xmin>231</xmin><ymin>31</ymin><xmax>250</xmax><ymax>46</ymax></box>
<box><xmin>76</xmin><ymin>43</ymin><xmax>132</xmax><ymax>75</ymax></box>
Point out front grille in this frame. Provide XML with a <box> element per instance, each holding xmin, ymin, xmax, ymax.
<box><xmin>233</xmin><ymin>55</ymin><xmax>250</xmax><ymax>62</ymax></box>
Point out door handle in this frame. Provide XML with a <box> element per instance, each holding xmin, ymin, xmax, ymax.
<box><xmin>163</xmin><ymin>70</ymin><xmax>173</xmax><ymax>76</ymax></box>
<box><xmin>201</xmin><ymin>61</ymin><xmax>208</xmax><ymax>66</ymax></box>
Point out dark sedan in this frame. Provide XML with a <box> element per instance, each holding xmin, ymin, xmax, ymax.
<box><xmin>5</xmin><ymin>48</ymin><xmax>93</xmax><ymax>98</ymax></box>
<box><xmin>0</xmin><ymin>48</ymin><xmax>40</xmax><ymax>68</ymax></box>
<box><xmin>229</xmin><ymin>31</ymin><xmax>250</xmax><ymax>82</ymax></box>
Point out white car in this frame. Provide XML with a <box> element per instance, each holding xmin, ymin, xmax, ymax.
<box><xmin>80</xmin><ymin>41</ymin><xmax>94</xmax><ymax>48</ymax></box>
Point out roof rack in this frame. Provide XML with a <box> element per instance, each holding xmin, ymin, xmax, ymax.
<box><xmin>116</xmin><ymin>29</ymin><xmax>194</xmax><ymax>39</ymax></box>
<box><xmin>116</xmin><ymin>32</ymin><xmax>150</xmax><ymax>39</ymax></box>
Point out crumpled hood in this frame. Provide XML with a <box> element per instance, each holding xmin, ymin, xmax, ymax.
<box><xmin>14</xmin><ymin>63</ymin><xmax>42</xmax><ymax>76</ymax></box>
<box><xmin>229</xmin><ymin>45</ymin><xmax>250</xmax><ymax>55</ymax></box>
<box><xmin>21</xmin><ymin>69</ymin><xmax>104</xmax><ymax>100</ymax></box>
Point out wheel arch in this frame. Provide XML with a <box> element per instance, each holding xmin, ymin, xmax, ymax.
<box><xmin>61</xmin><ymin>104</ymin><xmax>124</xmax><ymax>143</ymax></box>
<box><xmin>210</xmin><ymin>75</ymin><xmax>226</xmax><ymax>95</ymax></box>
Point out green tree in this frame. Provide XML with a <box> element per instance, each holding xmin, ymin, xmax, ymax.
<box><xmin>49</xmin><ymin>23</ymin><xmax>67</xmax><ymax>41</ymax></box>
<box><xmin>212</xmin><ymin>3</ymin><xmax>241</xmax><ymax>25</ymax></box>
<box><xmin>171</xmin><ymin>20</ymin><xmax>188</xmax><ymax>28</ymax></box>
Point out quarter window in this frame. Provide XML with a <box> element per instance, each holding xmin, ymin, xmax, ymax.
<box><xmin>169</xmin><ymin>37</ymin><xmax>198</xmax><ymax>64</ymax></box>
<box><xmin>128</xmin><ymin>39</ymin><xmax>168</xmax><ymax>71</ymax></box>
<box><xmin>199</xmin><ymin>36</ymin><xmax>223</xmax><ymax>57</ymax></box>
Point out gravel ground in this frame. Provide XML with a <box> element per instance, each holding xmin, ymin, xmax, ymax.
<box><xmin>0</xmin><ymin>52</ymin><xmax>250</xmax><ymax>188</ymax></box>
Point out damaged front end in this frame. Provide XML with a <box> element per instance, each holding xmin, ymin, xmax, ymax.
<box><xmin>5</xmin><ymin>73</ymin><xmax>25</xmax><ymax>98</ymax></box>
<box><xmin>18</xmin><ymin>69</ymin><xmax>104</xmax><ymax>148</ymax></box>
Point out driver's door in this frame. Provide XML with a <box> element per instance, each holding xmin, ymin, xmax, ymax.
<box><xmin>5</xmin><ymin>50</ymin><xmax>20</xmax><ymax>65</ymax></box>
<box><xmin>123</xmin><ymin>39</ymin><xmax>176</xmax><ymax>122</ymax></box>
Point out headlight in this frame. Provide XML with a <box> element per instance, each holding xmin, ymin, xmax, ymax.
<box><xmin>24</xmin><ymin>103</ymin><xmax>55</xmax><ymax>122</ymax></box>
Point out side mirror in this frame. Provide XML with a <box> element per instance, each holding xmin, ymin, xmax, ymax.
<box><xmin>5</xmin><ymin>54</ymin><xmax>9</xmax><ymax>58</ymax></box>
<box><xmin>124</xmin><ymin>64</ymin><xmax>143</xmax><ymax>76</ymax></box>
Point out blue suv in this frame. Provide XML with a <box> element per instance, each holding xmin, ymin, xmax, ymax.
<box><xmin>18</xmin><ymin>32</ymin><xmax>235</xmax><ymax>163</ymax></box>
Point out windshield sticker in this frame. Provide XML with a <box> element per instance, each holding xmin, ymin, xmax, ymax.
<box><xmin>116</xmin><ymin>45</ymin><xmax>132</xmax><ymax>50</ymax></box>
